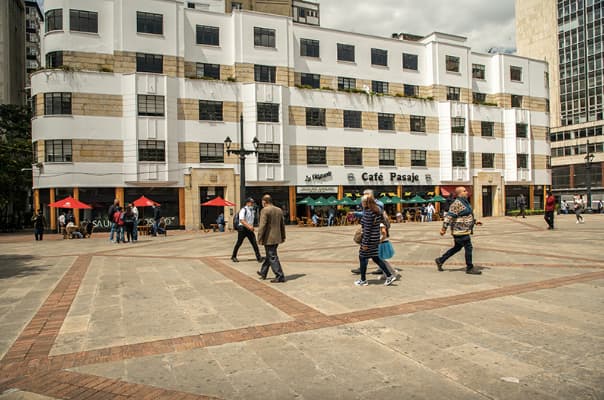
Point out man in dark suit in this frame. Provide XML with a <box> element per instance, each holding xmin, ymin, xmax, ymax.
<box><xmin>257</xmin><ymin>194</ymin><xmax>286</xmax><ymax>283</ymax></box>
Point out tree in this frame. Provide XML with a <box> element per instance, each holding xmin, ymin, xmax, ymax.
<box><xmin>0</xmin><ymin>104</ymin><xmax>32</xmax><ymax>231</ymax></box>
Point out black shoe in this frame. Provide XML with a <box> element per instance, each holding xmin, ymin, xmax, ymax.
<box><xmin>435</xmin><ymin>258</ymin><xmax>444</xmax><ymax>271</ymax></box>
<box><xmin>270</xmin><ymin>277</ymin><xmax>285</xmax><ymax>283</ymax></box>
<box><xmin>256</xmin><ymin>271</ymin><xmax>266</xmax><ymax>280</ymax></box>
<box><xmin>231</xmin><ymin>256</ymin><xmax>239</xmax><ymax>263</ymax></box>
<box><xmin>466</xmin><ymin>268</ymin><xmax>482</xmax><ymax>275</ymax></box>
<box><xmin>257</xmin><ymin>256</ymin><xmax>265</xmax><ymax>263</ymax></box>
<box><xmin>350</xmin><ymin>268</ymin><xmax>361</xmax><ymax>274</ymax></box>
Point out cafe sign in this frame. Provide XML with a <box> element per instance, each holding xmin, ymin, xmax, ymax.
<box><xmin>305</xmin><ymin>171</ymin><xmax>332</xmax><ymax>182</ymax></box>
<box><xmin>297</xmin><ymin>186</ymin><xmax>338</xmax><ymax>194</ymax></box>
<box><xmin>361</xmin><ymin>171</ymin><xmax>421</xmax><ymax>183</ymax></box>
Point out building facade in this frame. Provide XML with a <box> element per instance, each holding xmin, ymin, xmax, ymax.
<box><xmin>31</xmin><ymin>0</ymin><xmax>549</xmax><ymax>230</ymax></box>
<box><xmin>516</xmin><ymin>0</ymin><xmax>604</xmax><ymax>207</ymax></box>
<box><xmin>0</xmin><ymin>0</ymin><xmax>26</xmax><ymax>105</ymax></box>
<box><xmin>25</xmin><ymin>1</ymin><xmax>44</xmax><ymax>75</ymax></box>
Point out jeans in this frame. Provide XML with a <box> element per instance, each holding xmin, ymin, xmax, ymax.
<box><xmin>359</xmin><ymin>255</ymin><xmax>391</xmax><ymax>281</ymax></box>
<box><xmin>232</xmin><ymin>228</ymin><xmax>262</xmax><ymax>259</ymax></box>
<box><xmin>259</xmin><ymin>244</ymin><xmax>284</xmax><ymax>279</ymax></box>
<box><xmin>575</xmin><ymin>208</ymin><xmax>584</xmax><ymax>222</ymax></box>
<box><xmin>438</xmin><ymin>234</ymin><xmax>473</xmax><ymax>269</ymax></box>
<box><xmin>133</xmin><ymin>219</ymin><xmax>138</xmax><ymax>241</ymax></box>
<box><xmin>115</xmin><ymin>226</ymin><xmax>124</xmax><ymax>243</ymax></box>
<box><xmin>109</xmin><ymin>222</ymin><xmax>116</xmax><ymax>241</ymax></box>
<box><xmin>34</xmin><ymin>227</ymin><xmax>44</xmax><ymax>241</ymax></box>
<box><xmin>544</xmin><ymin>211</ymin><xmax>554</xmax><ymax>229</ymax></box>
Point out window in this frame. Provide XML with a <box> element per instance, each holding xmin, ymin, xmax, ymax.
<box><xmin>511</xmin><ymin>95</ymin><xmax>523</xmax><ymax>108</ymax></box>
<box><xmin>45</xmin><ymin>140</ymin><xmax>72</xmax><ymax>162</ymax></box>
<box><xmin>46</xmin><ymin>51</ymin><xmax>63</xmax><ymax>68</ymax></box>
<box><xmin>257</xmin><ymin>103</ymin><xmax>279</xmax><ymax>122</ymax></box>
<box><xmin>481</xmin><ymin>121</ymin><xmax>494</xmax><ymax>137</ymax></box>
<box><xmin>452</xmin><ymin>151</ymin><xmax>466</xmax><ymax>167</ymax></box>
<box><xmin>307</xmin><ymin>146</ymin><xmax>326</xmax><ymax>165</ymax></box>
<box><xmin>371</xmin><ymin>48</ymin><xmax>388</xmax><ymax>66</ymax></box>
<box><xmin>372</xmin><ymin>80</ymin><xmax>388</xmax><ymax>94</ymax></box>
<box><xmin>473</xmin><ymin>92</ymin><xmax>486</xmax><ymax>104</ymax></box>
<box><xmin>338</xmin><ymin>77</ymin><xmax>356</xmax><ymax>90</ymax></box>
<box><xmin>300</xmin><ymin>38</ymin><xmax>319</xmax><ymax>57</ymax></box>
<box><xmin>344</xmin><ymin>147</ymin><xmax>362</xmax><ymax>165</ymax></box>
<box><xmin>137</xmin><ymin>95</ymin><xmax>165</xmax><ymax>117</ymax></box>
<box><xmin>69</xmin><ymin>9</ymin><xmax>98</xmax><ymax>33</ymax></box>
<box><xmin>31</xmin><ymin>95</ymin><xmax>37</xmax><ymax>117</ymax></box>
<box><xmin>45</xmin><ymin>9</ymin><xmax>62</xmax><ymax>32</ymax></box>
<box><xmin>410</xmin><ymin>115</ymin><xmax>425</xmax><ymax>132</ymax></box>
<box><xmin>44</xmin><ymin>93</ymin><xmax>71</xmax><ymax>115</ymax></box>
<box><xmin>378</xmin><ymin>113</ymin><xmax>395</xmax><ymax>131</ymax></box>
<box><xmin>136</xmin><ymin>53</ymin><xmax>163</xmax><ymax>73</ymax></box>
<box><xmin>404</xmin><ymin>84</ymin><xmax>419</xmax><ymax>97</ymax></box>
<box><xmin>200</xmin><ymin>143</ymin><xmax>224</xmax><ymax>163</ymax></box>
<box><xmin>510</xmin><ymin>66</ymin><xmax>522</xmax><ymax>82</ymax></box>
<box><xmin>451</xmin><ymin>117</ymin><xmax>465</xmax><ymax>134</ymax></box>
<box><xmin>379</xmin><ymin>148</ymin><xmax>395</xmax><ymax>166</ymax></box>
<box><xmin>231</xmin><ymin>2</ymin><xmax>242</xmax><ymax>9</ymax></box>
<box><xmin>138</xmin><ymin>140</ymin><xmax>165</xmax><ymax>162</ymax></box>
<box><xmin>196</xmin><ymin>25</ymin><xmax>219</xmax><ymax>46</ymax></box>
<box><xmin>196</xmin><ymin>63</ymin><xmax>220</xmax><ymax>79</ymax></box>
<box><xmin>472</xmin><ymin>64</ymin><xmax>485</xmax><ymax>79</ymax></box>
<box><xmin>402</xmin><ymin>53</ymin><xmax>418</xmax><ymax>70</ymax></box>
<box><xmin>254</xmin><ymin>64</ymin><xmax>276</xmax><ymax>83</ymax></box>
<box><xmin>343</xmin><ymin>110</ymin><xmax>361</xmax><ymax>128</ymax></box>
<box><xmin>136</xmin><ymin>11</ymin><xmax>162</xmax><ymax>35</ymax></box>
<box><xmin>482</xmin><ymin>153</ymin><xmax>494</xmax><ymax>168</ymax></box>
<box><xmin>199</xmin><ymin>100</ymin><xmax>223</xmax><ymax>121</ymax></box>
<box><xmin>257</xmin><ymin>144</ymin><xmax>280</xmax><ymax>163</ymax></box>
<box><xmin>300</xmin><ymin>73</ymin><xmax>320</xmax><ymax>88</ymax></box>
<box><xmin>517</xmin><ymin>154</ymin><xmax>528</xmax><ymax>169</ymax></box>
<box><xmin>306</xmin><ymin>108</ymin><xmax>325</xmax><ymax>126</ymax></box>
<box><xmin>337</xmin><ymin>43</ymin><xmax>355</xmax><ymax>62</ymax></box>
<box><xmin>446</xmin><ymin>55</ymin><xmax>460</xmax><ymax>72</ymax></box>
<box><xmin>411</xmin><ymin>150</ymin><xmax>426</xmax><ymax>167</ymax></box>
<box><xmin>516</xmin><ymin>123</ymin><xmax>528</xmax><ymax>138</ymax></box>
<box><xmin>32</xmin><ymin>141</ymin><xmax>38</xmax><ymax>162</ymax></box>
<box><xmin>254</xmin><ymin>27</ymin><xmax>275</xmax><ymax>48</ymax></box>
<box><xmin>447</xmin><ymin>86</ymin><xmax>460</xmax><ymax>101</ymax></box>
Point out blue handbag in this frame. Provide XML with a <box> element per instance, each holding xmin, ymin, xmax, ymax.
<box><xmin>378</xmin><ymin>241</ymin><xmax>395</xmax><ymax>259</ymax></box>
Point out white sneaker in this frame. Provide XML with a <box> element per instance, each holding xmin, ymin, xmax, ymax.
<box><xmin>384</xmin><ymin>275</ymin><xmax>397</xmax><ymax>286</ymax></box>
<box><xmin>354</xmin><ymin>279</ymin><xmax>368</xmax><ymax>286</ymax></box>
<box><xmin>576</xmin><ymin>221</ymin><xmax>580</xmax><ymax>224</ymax></box>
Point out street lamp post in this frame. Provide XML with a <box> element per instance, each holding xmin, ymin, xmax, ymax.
<box><xmin>224</xmin><ymin>114</ymin><xmax>260</xmax><ymax>208</ymax></box>
<box><xmin>584</xmin><ymin>139</ymin><xmax>595</xmax><ymax>212</ymax></box>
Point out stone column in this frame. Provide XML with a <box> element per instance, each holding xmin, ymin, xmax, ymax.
<box><xmin>49</xmin><ymin>189</ymin><xmax>56</xmax><ymax>231</ymax></box>
<box><xmin>178</xmin><ymin>188</ymin><xmax>185</xmax><ymax>228</ymax></box>
<box><xmin>289</xmin><ymin>186</ymin><xmax>296</xmax><ymax>223</ymax></box>
<box><xmin>73</xmin><ymin>187</ymin><xmax>80</xmax><ymax>225</ymax></box>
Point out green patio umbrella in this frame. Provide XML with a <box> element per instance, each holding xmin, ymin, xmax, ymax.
<box><xmin>313</xmin><ymin>196</ymin><xmax>329</xmax><ymax>206</ymax></box>
<box><xmin>379</xmin><ymin>196</ymin><xmax>396</xmax><ymax>205</ymax></box>
<box><xmin>409</xmin><ymin>195</ymin><xmax>427</xmax><ymax>203</ymax></box>
<box><xmin>390</xmin><ymin>196</ymin><xmax>403</xmax><ymax>204</ymax></box>
<box><xmin>337</xmin><ymin>197</ymin><xmax>356</xmax><ymax>206</ymax></box>
<box><xmin>297</xmin><ymin>196</ymin><xmax>315</xmax><ymax>206</ymax></box>
<box><xmin>326</xmin><ymin>196</ymin><xmax>338</xmax><ymax>206</ymax></box>
<box><xmin>428</xmin><ymin>194</ymin><xmax>447</xmax><ymax>202</ymax></box>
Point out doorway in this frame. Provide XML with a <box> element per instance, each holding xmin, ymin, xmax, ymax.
<box><xmin>482</xmin><ymin>186</ymin><xmax>493</xmax><ymax>217</ymax></box>
<box><xmin>199</xmin><ymin>187</ymin><xmax>225</xmax><ymax>228</ymax></box>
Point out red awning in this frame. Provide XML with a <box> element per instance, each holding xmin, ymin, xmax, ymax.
<box><xmin>48</xmin><ymin>196</ymin><xmax>93</xmax><ymax>209</ymax></box>
<box><xmin>201</xmin><ymin>196</ymin><xmax>236</xmax><ymax>207</ymax></box>
<box><xmin>133</xmin><ymin>195</ymin><xmax>160</xmax><ymax>207</ymax></box>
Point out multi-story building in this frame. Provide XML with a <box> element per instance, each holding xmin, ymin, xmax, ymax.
<box><xmin>0</xmin><ymin>0</ymin><xmax>26</xmax><ymax>105</ymax></box>
<box><xmin>25</xmin><ymin>0</ymin><xmax>44</xmax><ymax>75</ymax></box>
<box><xmin>516</xmin><ymin>0</ymin><xmax>604</xmax><ymax>207</ymax></box>
<box><xmin>225</xmin><ymin>0</ymin><xmax>319</xmax><ymax>25</ymax></box>
<box><xmin>31</xmin><ymin>0</ymin><xmax>549</xmax><ymax>230</ymax></box>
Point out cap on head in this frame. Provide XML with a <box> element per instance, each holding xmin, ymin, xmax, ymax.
<box><xmin>245</xmin><ymin>197</ymin><xmax>255</xmax><ymax>204</ymax></box>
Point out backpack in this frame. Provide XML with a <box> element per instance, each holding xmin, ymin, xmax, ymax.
<box><xmin>233</xmin><ymin>208</ymin><xmax>247</xmax><ymax>231</ymax></box>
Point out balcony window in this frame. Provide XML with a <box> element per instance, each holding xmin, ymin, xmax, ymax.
<box><xmin>45</xmin><ymin>139</ymin><xmax>72</xmax><ymax>162</ymax></box>
<box><xmin>447</xmin><ymin>86</ymin><xmax>461</xmax><ymax>101</ymax></box>
<box><xmin>137</xmin><ymin>95</ymin><xmax>165</xmax><ymax>117</ymax></box>
<box><xmin>473</xmin><ymin>92</ymin><xmax>486</xmax><ymax>104</ymax></box>
<box><xmin>511</xmin><ymin>95</ymin><xmax>523</xmax><ymax>108</ymax></box>
<box><xmin>200</xmin><ymin>143</ymin><xmax>224</xmax><ymax>163</ymax></box>
<box><xmin>307</xmin><ymin>146</ymin><xmax>326</xmax><ymax>165</ymax></box>
<box><xmin>254</xmin><ymin>64</ymin><xmax>276</xmax><ymax>83</ymax></box>
<box><xmin>372</xmin><ymin>80</ymin><xmax>388</xmax><ymax>94</ymax></box>
<box><xmin>338</xmin><ymin>77</ymin><xmax>356</xmax><ymax>90</ymax></box>
<box><xmin>196</xmin><ymin>63</ymin><xmax>220</xmax><ymax>79</ymax></box>
<box><xmin>452</xmin><ymin>151</ymin><xmax>466</xmax><ymax>167</ymax></box>
<box><xmin>136</xmin><ymin>53</ymin><xmax>163</xmax><ymax>73</ymax></box>
<box><xmin>517</xmin><ymin>154</ymin><xmax>528</xmax><ymax>169</ymax></box>
<box><xmin>45</xmin><ymin>9</ymin><xmax>62</xmax><ymax>32</ymax></box>
<box><xmin>257</xmin><ymin>103</ymin><xmax>279</xmax><ymax>122</ymax></box>
<box><xmin>138</xmin><ymin>140</ymin><xmax>165</xmax><ymax>162</ymax></box>
<box><xmin>300</xmin><ymin>73</ymin><xmax>320</xmax><ymax>88</ymax></box>
<box><xmin>257</xmin><ymin>144</ymin><xmax>280</xmax><ymax>163</ymax></box>
<box><xmin>516</xmin><ymin>123</ymin><xmax>528</xmax><ymax>138</ymax></box>
<box><xmin>46</xmin><ymin>51</ymin><xmax>63</xmax><ymax>68</ymax></box>
<box><xmin>404</xmin><ymin>84</ymin><xmax>419</xmax><ymax>97</ymax></box>
<box><xmin>451</xmin><ymin>117</ymin><xmax>465</xmax><ymax>134</ymax></box>
<box><xmin>137</xmin><ymin>11</ymin><xmax>163</xmax><ymax>35</ymax></box>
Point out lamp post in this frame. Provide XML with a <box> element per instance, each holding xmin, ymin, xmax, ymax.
<box><xmin>224</xmin><ymin>114</ymin><xmax>260</xmax><ymax>208</ymax></box>
<box><xmin>584</xmin><ymin>139</ymin><xmax>594</xmax><ymax>212</ymax></box>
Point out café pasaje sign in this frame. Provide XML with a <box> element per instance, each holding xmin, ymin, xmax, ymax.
<box><xmin>361</xmin><ymin>171</ymin><xmax>420</xmax><ymax>183</ymax></box>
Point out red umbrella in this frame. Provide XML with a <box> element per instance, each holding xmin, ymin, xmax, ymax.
<box><xmin>133</xmin><ymin>195</ymin><xmax>160</xmax><ymax>207</ymax></box>
<box><xmin>48</xmin><ymin>196</ymin><xmax>92</xmax><ymax>209</ymax></box>
<box><xmin>201</xmin><ymin>196</ymin><xmax>235</xmax><ymax>207</ymax></box>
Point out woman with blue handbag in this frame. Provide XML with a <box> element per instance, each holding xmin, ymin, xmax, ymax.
<box><xmin>378</xmin><ymin>222</ymin><xmax>398</xmax><ymax>280</ymax></box>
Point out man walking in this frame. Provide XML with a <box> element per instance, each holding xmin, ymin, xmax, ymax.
<box><xmin>544</xmin><ymin>190</ymin><xmax>556</xmax><ymax>230</ymax></box>
<box><xmin>257</xmin><ymin>194</ymin><xmax>286</xmax><ymax>283</ymax></box>
<box><xmin>435</xmin><ymin>186</ymin><xmax>482</xmax><ymax>275</ymax></box>
<box><xmin>32</xmin><ymin>210</ymin><xmax>47</xmax><ymax>241</ymax></box>
<box><xmin>518</xmin><ymin>194</ymin><xmax>527</xmax><ymax>218</ymax></box>
<box><xmin>231</xmin><ymin>198</ymin><xmax>264</xmax><ymax>263</ymax></box>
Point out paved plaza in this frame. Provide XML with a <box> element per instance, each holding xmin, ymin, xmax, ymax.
<box><xmin>0</xmin><ymin>214</ymin><xmax>603</xmax><ymax>399</ymax></box>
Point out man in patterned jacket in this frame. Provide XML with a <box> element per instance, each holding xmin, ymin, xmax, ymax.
<box><xmin>434</xmin><ymin>186</ymin><xmax>482</xmax><ymax>275</ymax></box>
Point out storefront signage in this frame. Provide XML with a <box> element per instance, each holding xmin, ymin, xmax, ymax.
<box><xmin>297</xmin><ymin>186</ymin><xmax>338</xmax><ymax>194</ymax></box>
<box><xmin>361</xmin><ymin>172</ymin><xmax>420</xmax><ymax>183</ymax></box>
<box><xmin>305</xmin><ymin>171</ymin><xmax>332</xmax><ymax>182</ymax></box>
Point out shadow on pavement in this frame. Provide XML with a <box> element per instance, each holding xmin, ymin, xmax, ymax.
<box><xmin>0</xmin><ymin>254</ymin><xmax>45</xmax><ymax>279</ymax></box>
<box><xmin>285</xmin><ymin>273</ymin><xmax>306</xmax><ymax>281</ymax></box>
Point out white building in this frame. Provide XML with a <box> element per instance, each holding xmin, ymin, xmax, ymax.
<box><xmin>31</xmin><ymin>0</ymin><xmax>550</xmax><ymax>230</ymax></box>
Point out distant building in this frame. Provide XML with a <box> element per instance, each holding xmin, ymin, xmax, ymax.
<box><xmin>225</xmin><ymin>0</ymin><xmax>319</xmax><ymax>25</ymax></box>
<box><xmin>25</xmin><ymin>1</ymin><xmax>43</xmax><ymax>75</ymax></box>
<box><xmin>0</xmin><ymin>0</ymin><xmax>26</xmax><ymax>105</ymax></box>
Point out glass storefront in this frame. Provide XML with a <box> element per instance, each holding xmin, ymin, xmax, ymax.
<box><xmin>125</xmin><ymin>187</ymin><xmax>180</xmax><ymax>228</ymax></box>
<box><xmin>246</xmin><ymin>186</ymin><xmax>291</xmax><ymax>224</ymax></box>
<box><xmin>505</xmin><ymin>185</ymin><xmax>530</xmax><ymax>212</ymax></box>
<box><xmin>79</xmin><ymin>188</ymin><xmax>116</xmax><ymax>230</ymax></box>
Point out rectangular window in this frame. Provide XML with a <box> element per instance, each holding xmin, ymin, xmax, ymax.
<box><xmin>196</xmin><ymin>25</ymin><xmax>219</xmax><ymax>45</ymax></box>
<box><xmin>200</xmin><ymin>143</ymin><xmax>224</xmax><ymax>163</ymax></box>
<box><xmin>404</xmin><ymin>84</ymin><xmax>419</xmax><ymax>97</ymax></box>
<box><xmin>446</xmin><ymin>55</ymin><xmax>460</xmax><ymax>72</ymax></box>
<box><xmin>136</xmin><ymin>53</ymin><xmax>163</xmax><ymax>73</ymax></box>
<box><xmin>372</xmin><ymin>80</ymin><xmax>388</xmax><ymax>94</ymax></box>
<box><xmin>138</xmin><ymin>140</ymin><xmax>165</xmax><ymax>162</ymax></box>
<box><xmin>337</xmin><ymin>43</ymin><xmax>355</xmax><ymax>62</ymax></box>
<box><xmin>379</xmin><ymin>148</ymin><xmax>395</xmax><ymax>166</ymax></box>
<box><xmin>136</xmin><ymin>11</ymin><xmax>163</xmax><ymax>35</ymax></box>
<box><xmin>517</xmin><ymin>154</ymin><xmax>528</xmax><ymax>169</ymax></box>
<box><xmin>254</xmin><ymin>27</ymin><xmax>276</xmax><ymax>48</ymax></box>
<box><xmin>300</xmin><ymin>38</ymin><xmax>319</xmax><ymax>57</ymax></box>
<box><xmin>451</xmin><ymin>117</ymin><xmax>465</xmax><ymax>134</ymax></box>
<box><xmin>137</xmin><ymin>95</ymin><xmax>165</xmax><ymax>117</ymax></box>
<box><xmin>482</xmin><ymin>153</ymin><xmax>494</xmax><ymax>168</ymax></box>
<box><xmin>306</xmin><ymin>107</ymin><xmax>325</xmax><ymax>126</ymax></box>
<box><xmin>472</xmin><ymin>63</ymin><xmax>485</xmax><ymax>79</ymax></box>
<box><xmin>196</xmin><ymin>63</ymin><xmax>220</xmax><ymax>79</ymax></box>
<box><xmin>411</xmin><ymin>150</ymin><xmax>427</xmax><ymax>167</ymax></box>
<box><xmin>306</xmin><ymin>146</ymin><xmax>326</xmax><ymax>165</ymax></box>
<box><xmin>473</xmin><ymin>92</ymin><xmax>486</xmax><ymax>104</ymax></box>
<box><xmin>45</xmin><ymin>140</ymin><xmax>72</xmax><ymax>162</ymax></box>
<box><xmin>371</xmin><ymin>48</ymin><xmax>388</xmax><ymax>66</ymax></box>
<box><xmin>481</xmin><ymin>121</ymin><xmax>494</xmax><ymax>137</ymax></box>
<box><xmin>45</xmin><ymin>9</ymin><xmax>63</xmax><ymax>32</ymax></box>
<box><xmin>32</xmin><ymin>141</ymin><xmax>38</xmax><ymax>163</ymax></box>
<box><xmin>511</xmin><ymin>95</ymin><xmax>523</xmax><ymax>108</ymax></box>
<box><xmin>378</xmin><ymin>113</ymin><xmax>395</xmax><ymax>131</ymax></box>
<box><xmin>337</xmin><ymin>76</ymin><xmax>356</xmax><ymax>90</ymax></box>
<box><xmin>447</xmin><ymin>86</ymin><xmax>461</xmax><ymax>101</ymax></box>
<box><xmin>300</xmin><ymin>73</ymin><xmax>320</xmax><ymax>88</ymax></box>
<box><xmin>257</xmin><ymin>103</ymin><xmax>279</xmax><ymax>122</ymax></box>
<box><xmin>69</xmin><ymin>9</ymin><xmax>98</xmax><ymax>33</ymax></box>
<box><xmin>452</xmin><ymin>151</ymin><xmax>466</xmax><ymax>167</ymax></box>
<box><xmin>343</xmin><ymin>110</ymin><xmax>362</xmax><ymax>128</ymax></box>
<box><xmin>344</xmin><ymin>147</ymin><xmax>362</xmax><ymax>166</ymax></box>
<box><xmin>510</xmin><ymin>66</ymin><xmax>522</xmax><ymax>82</ymax></box>
<box><xmin>31</xmin><ymin>95</ymin><xmax>37</xmax><ymax>117</ymax></box>
<box><xmin>231</xmin><ymin>2</ymin><xmax>242</xmax><ymax>9</ymax></box>
<box><xmin>254</xmin><ymin>64</ymin><xmax>276</xmax><ymax>83</ymax></box>
<box><xmin>44</xmin><ymin>92</ymin><xmax>71</xmax><ymax>115</ymax></box>
<box><xmin>257</xmin><ymin>144</ymin><xmax>280</xmax><ymax>163</ymax></box>
<box><xmin>46</xmin><ymin>51</ymin><xmax>63</xmax><ymax>68</ymax></box>
<box><xmin>402</xmin><ymin>53</ymin><xmax>418</xmax><ymax>70</ymax></box>
<box><xmin>516</xmin><ymin>123</ymin><xmax>528</xmax><ymax>138</ymax></box>
<box><xmin>199</xmin><ymin>100</ymin><xmax>223</xmax><ymax>121</ymax></box>
<box><xmin>410</xmin><ymin>115</ymin><xmax>426</xmax><ymax>132</ymax></box>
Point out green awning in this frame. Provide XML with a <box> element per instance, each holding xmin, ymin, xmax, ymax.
<box><xmin>297</xmin><ymin>196</ymin><xmax>315</xmax><ymax>205</ymax></box>
<box><xmin>408</xmin><ymin>195</ymin><xmax>427</xmax><ymax>203</ymax></box>
<box><xmin>429</xmin><ymin>194</ymin><xmax>447</xmax><ymax>202</ymax></box>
